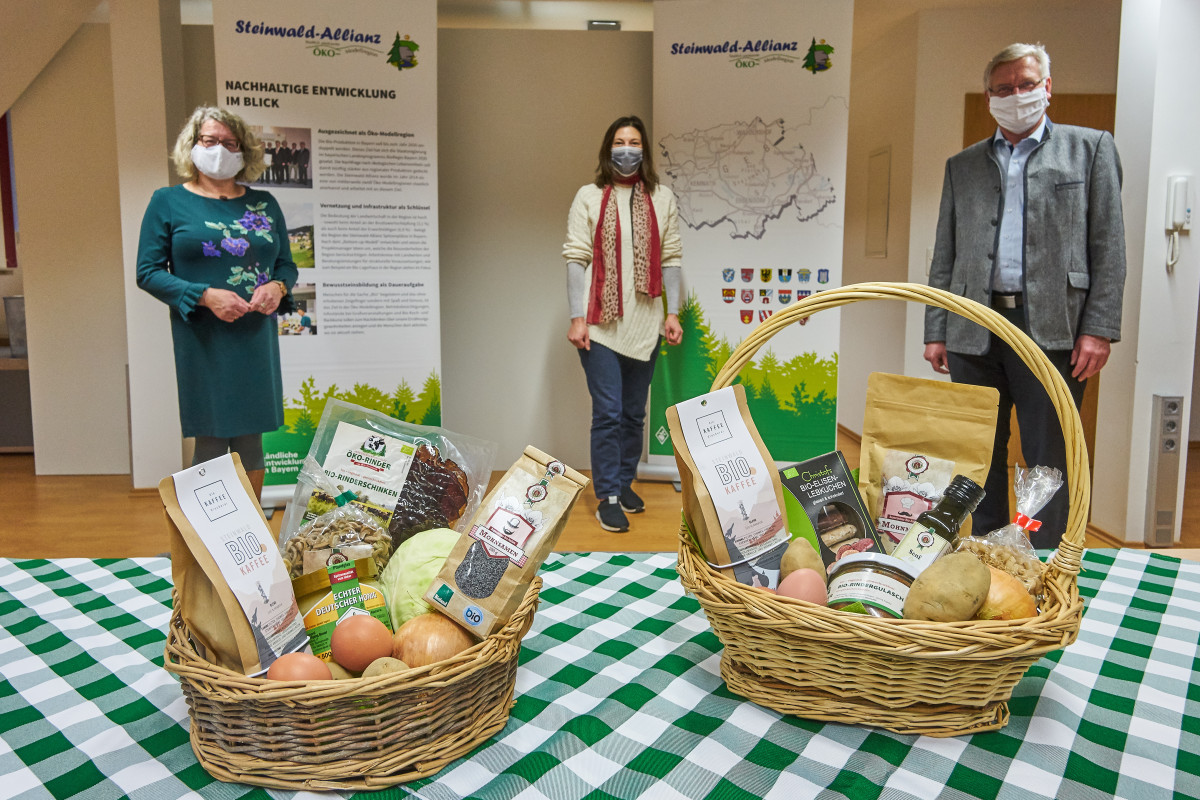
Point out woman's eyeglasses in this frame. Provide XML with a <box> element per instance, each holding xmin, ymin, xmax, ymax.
<box><xmin>197</xmin><ymin>135</ymin><xmax>241</xmax><ymax>152</ymax></box>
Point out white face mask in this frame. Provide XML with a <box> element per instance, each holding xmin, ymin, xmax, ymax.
<box><xmin>611</xmin><ymin>146</ymin><xmax>643</xmax><ymax>176</ymax></box>
<box><xmin>191</xmin><ymin>143</ymin><xmax>244</xmax><ymax>181</ymax></box>
<box><xmin>988</xmin><ymin>86</ymin><xmax>1049</xmax><ymax>135</ymax></box>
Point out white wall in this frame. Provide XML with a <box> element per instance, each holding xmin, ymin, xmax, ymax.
<box><xmin>438</xmin><ymin>0</ymin><xmax>653</xmax><ymax>30</ymax></box>
<box><xmin>1098</xmin><ymin>0</ymin><xmax>1200</xmax><ymax>543</ymax></box>
<box><xmin>836</xmin><ymin>13</ymin><xmax>919</xmax><ymax>434</ymax></box>
<box><xmin>11</xmin><ymin>23</ymin><xmax>131</xmax><ymax>473</ymax></box>
<box><xmin>0</xmin><ymin>0</ymin><xmax>101</xmax><ymax>339</ymax></box>
<box><xmin>438</xmin><ymin>29</ymin><xmax>652</xmax><ymax>468</ymax></box>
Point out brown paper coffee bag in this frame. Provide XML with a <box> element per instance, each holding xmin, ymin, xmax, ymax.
<box><xmin>667</xmin><ymin>384</ymin><xmax>790</xmax><ymax>588</ymax></box>
<box><xmin>161</xmin><ymin>453</ymin><xmax>307</xmax><ymax>676</ymax></box>
<box><xmin>858</xmin><ymin>372</ymin><xmax>999</xmax><ymax>550</ymax></box>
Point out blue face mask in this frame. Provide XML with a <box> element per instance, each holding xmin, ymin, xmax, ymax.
<box><xmin>611</xmin><ymin>146</ymin><xmax>643</xmax><ymax>176</ymax></box>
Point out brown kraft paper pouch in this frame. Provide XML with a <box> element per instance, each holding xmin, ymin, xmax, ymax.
<box><xmin>426</xmin><ymin>446</ymin><xmax>588</xmax><ymax>639</ymax></box>
<box><xmin>160</xmin><ymin>453</ymin><xmax>308</xmax><ymax>676</ymax></box>
<box><xmin>858</xmin><ymin>372</ymin><xmax>999</xmax><ymax>550</ymax></box>
<box><xmin>667</xmin><ymin>384</ymin><xmax>790</xmax><ymax>588</ymax></box>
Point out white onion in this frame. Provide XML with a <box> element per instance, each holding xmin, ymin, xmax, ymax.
<box><xmin>391</xmin><ymin>612</ymin><xmax>476</xmax><ymax>668</ymax></box>
<box><xmin>976</xmin><ymin>565</ymin><xmax>1038</xmax><ymax>620</ymax></box>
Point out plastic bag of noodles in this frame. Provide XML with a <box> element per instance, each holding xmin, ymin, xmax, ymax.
<box><xmin>278</xmin><ymin>400</ymin><xmax>497</xmax><ymax>566</ymax></box>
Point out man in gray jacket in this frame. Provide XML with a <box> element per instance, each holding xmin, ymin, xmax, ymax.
<box><xmin>924</xmin><ymin>42</ymin><xmax>1125</xmax><ymax>548</ymax></box>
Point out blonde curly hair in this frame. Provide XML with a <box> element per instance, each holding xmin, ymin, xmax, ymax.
<box><xmin>171</xmin><ymin>106</ymin><xmax>267</xmax><ymax>182</ymax></box>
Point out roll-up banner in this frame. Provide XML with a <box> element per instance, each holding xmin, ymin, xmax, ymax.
<box><xmin>648</xmin><ymin>0</ymin><xmax>852</xmax><ymax>477</ymax></box>
<box><xmin>211</xmin><ymin>0</ymin><xmax>440</xmax><ymax>500</ymax></box>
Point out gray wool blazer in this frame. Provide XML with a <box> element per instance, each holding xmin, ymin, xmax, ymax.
<box><xmin>924</xmin><ymin>120</ymin><xmax>1126</xmax><ymax>354</ymax></box>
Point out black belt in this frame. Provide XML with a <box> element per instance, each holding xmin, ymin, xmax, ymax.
<box><xmin>992</xmin><ymin>292</ymin><xmax>1023</xmax><ymax>309</ymax></box>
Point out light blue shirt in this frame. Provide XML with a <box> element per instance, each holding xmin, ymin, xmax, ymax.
<box><xmin>991</xmin><ymin>118</ymin><xmax>1047</xmax><ymax>293</ymax></box>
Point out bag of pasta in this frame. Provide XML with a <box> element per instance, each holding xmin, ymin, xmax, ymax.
<box><xmin>279</xmin><ymin>457</ymin><xmax>392</xmax><ymax>578</ymax></box>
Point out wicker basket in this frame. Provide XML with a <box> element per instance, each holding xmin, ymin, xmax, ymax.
<box><xmin>675</xmin><ymin>282</ymin><xmax>1089</xmax><ymax>737</ymax></box>
<box><xmin>163</xmin><ymin>578</ymin><xmax>539</xmax><ymax>791</ymax></box>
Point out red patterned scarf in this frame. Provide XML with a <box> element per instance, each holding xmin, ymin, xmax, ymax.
<box><xmin>587</xmin><ymin>177</ymin><xmax>662</xmax><ymax>324</ymax></box>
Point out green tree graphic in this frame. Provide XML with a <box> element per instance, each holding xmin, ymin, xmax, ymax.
<box><xmin>284</xmin><ymin>373</ymin><xmax>441</xmax><ymax>433</ymax></box>
<box><xmin>647</xmin><ymin>297</ymin><xmax>837</xmax><ymax>462</ymax></box>
<box><xmin>292</xmin><ymin>411</ymin><xmax>317</xmax><ymax>438</ymax></box>
<box><xmin>803</xmin><ymin>38</ymin><xmax>835</xmax><ymax>74</ymax></box>
<box><xmin>391</xmin><ymin>381</ymin><xmax>415</xmax><ymax>423</ymax></box>
<box><xmin>416</xmin><ymin>371</ymin><xmax>441</xmax><ymax>425</ymax></box>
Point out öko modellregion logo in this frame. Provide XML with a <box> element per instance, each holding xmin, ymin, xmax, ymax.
<box><xmin>388</xmin><ymin>34</ymin><xmax>419</xmax><ymax>70</ymax></box>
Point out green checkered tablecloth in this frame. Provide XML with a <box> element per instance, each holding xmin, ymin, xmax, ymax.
<box><xmin>0</xmin><ymin>550</ymin><xmax>1197</xmax><ymax>799</ymax></box>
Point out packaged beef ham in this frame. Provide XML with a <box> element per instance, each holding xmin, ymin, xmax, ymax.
<box><xmin>278</xmin><ymin>400</ymin><xmax>497</xmax><ymax>567</ymax></box>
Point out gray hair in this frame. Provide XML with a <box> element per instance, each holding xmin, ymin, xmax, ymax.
<box><xmin>171</xmin><ymin>106</ymin><xmax>266</xmax><ymax>182</ymax></box>
<box><xmin>983</xmin><ymin>43</ymin><xmax>1050</xmax><ymax>91</ymax></box>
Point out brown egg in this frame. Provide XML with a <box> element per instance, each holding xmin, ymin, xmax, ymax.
<box><xmin>776</xmin><ymin>568</ymin><xmax>829</xmax><ymax>605</ymax></box>
<box><xmin>266</xmin><ymin>651</ymin><xmax>333</xmax><ymax>681</ymax></box>
<box><xmin>330</xmin><ymin>613</ymin><xmax>394</xmax><ymax>672</ymax></box>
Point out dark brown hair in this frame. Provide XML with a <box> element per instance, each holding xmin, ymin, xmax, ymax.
<box><xmin>594</xmin><ymin>115</ymin><xmax>659</xmax><ymax>191</ymax></box>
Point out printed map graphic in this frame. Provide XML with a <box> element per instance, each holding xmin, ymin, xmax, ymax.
<box><xmin>660</xmin><ymin>117</ymin><xmax>836</xmax><ymax>239</ymax></box>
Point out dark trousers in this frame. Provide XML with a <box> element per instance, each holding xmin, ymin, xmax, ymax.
<box><xmin>946</xmin><ymin>306</ymin><xmax>1085</xmax><ymax>549</ymax></box>
<box><xmin>578</xmin><ymin>340</ymin><xmax>659</xmax><ymax>500</ymax></box>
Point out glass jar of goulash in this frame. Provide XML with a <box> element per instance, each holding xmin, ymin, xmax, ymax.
<box><xmin>826</xmin><ymin>553</ymin><xmax>918</xmax><ymax>619</ymax></box>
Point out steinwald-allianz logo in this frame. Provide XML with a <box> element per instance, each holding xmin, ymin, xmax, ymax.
<box><xmin>232</xmin><ymin>19</ymin><xmax>421</xmax><ymax>68</ymax></box>
<box><xmin>667</xmin><ymin>34</ymin><xmax>837</xmax><ymax>71</ymax></box>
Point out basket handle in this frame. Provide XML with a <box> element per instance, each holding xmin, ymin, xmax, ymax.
<box><xmin>707</xmin><ymin>281</ymin><xmax>1089</xmax><ymax>575</ymax></box>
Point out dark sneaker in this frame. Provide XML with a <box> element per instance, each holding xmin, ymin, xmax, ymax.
<box><xmin>619</xmin><ymin>486</ymin><xmax>645</xmax><ymax>514</ymax></box>
<box><xmin>596</xmin><ymin>497</ymin><xmax>629</xmax><ymax>532</ymax></box>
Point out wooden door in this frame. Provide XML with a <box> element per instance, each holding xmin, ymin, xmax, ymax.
<box><xmin>962</xmin><ymin>93</ymin><xmax>1116</xmax><ymax>512</ymax></box>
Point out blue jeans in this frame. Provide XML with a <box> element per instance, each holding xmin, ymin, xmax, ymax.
<box><xmin>578</xmin><ymin>340</ymin><xmax>660</xmax><ymax>499</ymax></box>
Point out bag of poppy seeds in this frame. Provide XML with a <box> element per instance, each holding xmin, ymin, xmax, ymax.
<box><xmin>425</xmin><ymin>446</ymin><xmax>588</xmax><ymax>638</ymax></box>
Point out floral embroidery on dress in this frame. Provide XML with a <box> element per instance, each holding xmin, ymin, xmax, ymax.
<box><xmin>227</xmin><ymin>262</ymin><xmax>268</xmax><ymax>293</ymax></box>
<box><xmin>202</xmin><ymin>200</ymin><xmax>276</xmax><ymax>258</ymax></box>
<box><xmin>239</xmin><ymin>210</ymin><xmax>272</xmax><ymax>232</ymax></box>
<box><xmin>198</xmin><ymin>198</ymin><xmax>278</xmax><ymax>294</ymax></box>
<box><xmin>221</xmin><ymin>237</ymin><xmax>251</xmax><ymax>256</ymax></box>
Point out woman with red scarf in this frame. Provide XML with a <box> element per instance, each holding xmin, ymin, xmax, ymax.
<box><xmin>563</xmin><ymin>115</ymin><xmax>683</xmax><ymax>533</ymax></box>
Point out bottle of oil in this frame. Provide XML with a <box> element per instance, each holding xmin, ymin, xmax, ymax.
<box><xmin>892</xmin><ymin>475</ymin><xmax>985</xmax><ymax>574</ymax></box>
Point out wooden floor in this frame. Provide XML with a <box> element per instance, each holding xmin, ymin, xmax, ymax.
<box><xmin>3</xmin><ymin>434</ymin><xmax>1200</xmax><ymax>559</ymax></box>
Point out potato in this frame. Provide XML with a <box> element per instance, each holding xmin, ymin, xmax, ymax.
<box><xmin>362</xmin><ymin>656</ymin><xmax>409</xmax><ymax>677</ymax></box>
<box><xmin>903</xmin><ymin>551</ymin><xmax>991</xmax><ymax>621</ymax></box>
<box><xmin>326</xmin><ymin>661</ymin><xmax>359</xmax><ymax>680</ymax></box>
<box><xmin>780</xmin><ymin>537</ymin><xmax>826</xmax><ymax>582</ymax></box>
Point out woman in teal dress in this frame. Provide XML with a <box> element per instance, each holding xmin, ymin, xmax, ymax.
<box><xmin>137</xmin><ymin>106</ymin><xmax>297</xmax><ymax>498</ymax></box>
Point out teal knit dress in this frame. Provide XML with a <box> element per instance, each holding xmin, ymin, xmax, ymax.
<box><xmin>136</xmin><ymin>184</ymin><xmax>298</xmax><ymax>438</ymax></box>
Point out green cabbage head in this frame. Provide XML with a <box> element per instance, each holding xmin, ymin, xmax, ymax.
<box><xmin>379</xmin><ymin>527</ymin><xmax>461</xmax><ymax>628</ymax></box>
